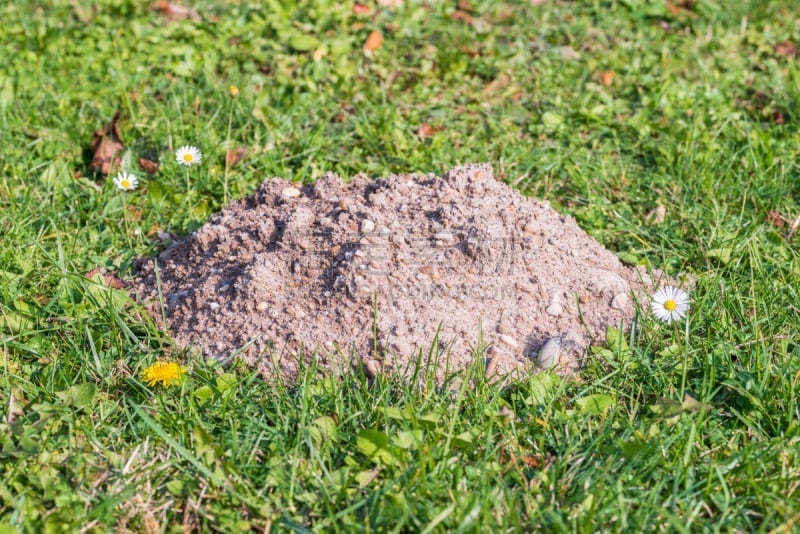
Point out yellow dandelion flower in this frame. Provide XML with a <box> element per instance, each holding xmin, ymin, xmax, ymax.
<box><xmin>142</xmin><ymin>361</ymin><xmax>187</xmax><ymax>387</ymax></box>
<box><xmin>228</xmin><ymin>85</ymin><xmax>239</xmax><ymax>98</ymax></box>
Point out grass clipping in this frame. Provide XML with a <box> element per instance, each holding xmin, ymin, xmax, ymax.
<box><xmin>134</xmin><ymin>164</ymin><xmax>654</xmax><ymax>383</ymax></box>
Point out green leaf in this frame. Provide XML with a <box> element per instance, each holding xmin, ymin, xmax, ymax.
<box><xmin>193</xmin><ymin>385</ymin><xmax>214</xmax><ymax>403</ymax></box>
<box><xmin>606</xmin><ymin>327</ymin><xmax>628</xmax><ymax>352</ymax></box>
<box><xmin>393</xmin><ymin>430</ymin><xmax>423</xmax><ymax>450</ymax></box>
<box><xmin>575</xmin><ymin>394</ymin><xmax>614</xmax><ymax>417</ymax></box>
<box><xmin>650</xmin><ymin>397</ymin><xmax>684</xmax><ymax>418</ymax></box>
<box><xmin>706</xmin><ymin>247</ymin><xmax>732</xmax><ymax>264</ymax></box>
<box><xmin>542</xmin><ymin>111</ymin><xmax>564</xmax><ymax>130</ymax></box>
<box><xmin>658</xmin><ymin>344</ymin><xmax>681</xmax><ymax>358</ymax></box>
<box><xmin>681</xmin><ymin>392</ymin><xmax>712</xmax><ymax>413</ymax></box>
<box><xmin>215</xmin><ymin>373</ymin><xmax>237</xmax><ymax>392</ymax></box>
<box><xmin>166</xmin><ymin>479</ymin><xmax>184</xmax><ymax>496</ymax></box>
<box><xmin>418</xmin><ymin>410</ymin><xmax>444</xmax><ymax>429</ymax></box>
<box><xmin>0</xmin><ymin>310</ymin><xmax>33</xmax><ymax>334</ymax></box>
<box><xmin>356</xmin><ymin>429</ymin><xmax>401</xmax><ymax>466</ymax></box>
<box><xmin>310</xmin><ymin>416</ymin><xmax>338</xmax><ymax>443</ymax></box>
<box><xmin>453</xmin><ymin>429</ymin><xmax>479</xmax><ymax>449</ymax></box>
<box><xmin>289</xmin><ymin>34</ymin><xmax>320</xmax><ymax>52</ymax></box>
<box><xmin>524</xmin><ymin>372</ymin><xmax>559</xmax><ymax>406</ymax></box>
<box><xmin>56</xmin><ymin>383</ymin><xmax>96</xmax><ymax>410</ymax></box>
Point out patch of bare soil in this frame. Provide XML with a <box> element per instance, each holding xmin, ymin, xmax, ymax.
<box><xmin>133</xmin><ymin>164</ymin><xmax>654</xmax><ymax>383</ymax></box>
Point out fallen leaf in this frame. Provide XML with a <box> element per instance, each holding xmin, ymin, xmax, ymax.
<box><xmin>153</xmin><ymin>0</ymin><xmax>200</xmax><ymax>23</ymax></box>
<box><xmin>363</xmin><ymin>30</ymin><xmax>383</xmax><ymax>52</ymax></box>
<box><xmin>90</xmin><ymin>111</ymin><xmax>124</xmax><ymax>175</ymax></box>
<box><xmin>530</xmin><ymin>0</ymin><xmax>548</xmax><ymax>5</ymax></box>
<box><xmin>458</xmin><ymin>0</ymin><xmax>473</xmax><ymax>12</ymax></box>
<box><xmin>665</xmin><ymin>0</ymin><xmax>695</xmax><ymax>16</ymax></box>
<box><xmin>766</xmin><ymin>210</ymin><xmax>784</xmax><ymax>229</ymax></box>
<box><xmin>353</xmin><ymin>3</ymin><xmax>371</xmax><ymax>14</ymax></box>
<box><xmin>775</xmin><ymin>41</ymin><xmax>798</xmax><ymax>59</ymax></box>
<box><xmin>376</xmin><ymin>0</ymin><xmax>402</xmax><ymax>7</ymax></box>
<box><xmin>598</xmin><ymin>70</ymin><xmax>615</xmax><ymax>86</ymax></box>
<box><xmin>450</xmin><ymin>10</ymin><xmax>473</xmax><ymax>23</ymax></box>
<box><xmin>85</xmin><ymin>267</ymin><xmax>125</xmax><ymax>289</ymax></box>
<box><xmin>459</xmin><ymin>46</ymin><xmax>480</xmax><ymax>58</ymax></box>
<box><xmin>225</xmin><ymin>148</ymin><xmax>248</xmax><ymax>169</ymax></box>
<box><xmin>559</xmin><ymin>46</ymin><xmax>580</xmax><ymax>60</ymax></box>
<box><xmin>645</xmin><ymin>205</ymin><xmax>666</xmax><ymax>225</ymax></box>
<box><xmin>70</xmin><ymin>0</ymin><xmax>96</xmax><ymax>23</ymax></box>
<box><xmin>139</xmin><ymin>157</ymin><xmax>159</xmax><ymax>174</ymax></box>
<box><xmin>417</xmin><ymin>123</ymin><xmax>444</xmax><ymax>138</ymax></box>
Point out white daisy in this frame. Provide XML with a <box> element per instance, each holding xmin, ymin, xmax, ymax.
<box><xmin>175</xmin><ymin>145</ymin><xmax>202</xmax><ymax>166</ymax></box>
<box><xmin>113</xmin><ymin>171</ymin><xmax>138</xmax><ymax>191</ymax></box>
<box><xmin>651</xmin><ymin>286</ymin><xmax>690</xmax><ymax>323</ymax></box>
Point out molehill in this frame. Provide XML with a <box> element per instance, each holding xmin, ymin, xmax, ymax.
<box><xmin>133</xmin><ymin>164</ymin><xmax>654</xmax><ymax>383</ymax></box>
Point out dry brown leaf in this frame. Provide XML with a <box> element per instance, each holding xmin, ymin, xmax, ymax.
<box><xmin>459</xmin><ymin>46</ymin><xmax>480</xmax><ymax>58</ymax></box>
<box><xmin>665</xmin><ymin>0</ymin><xmax>694</xmax><ymax>16</ymax></box>
<box><xmin>645</xmin><ymin>205</ymin><xmax>666</xmax><ymax>225</ymax></box>
<box><xmin>484</xmin><ymin>74</ymin><xmax>510</xmax><ymax>94</ymax></box>
<box><xmin>363</xmin><ymin>30</ymin><xmax>383</xmax><ymax>52</ymax></box>
<box><xmin>450</xmin><ymin>10</ymin><xmax>473</xmax><ymax>23</ymax></box>
<box><xmin>376</xmin><ymin>0</ymin><xmax>403</xmax><ymax>7</ymax></box>
<box><xmin>775</xmin><ymin>41</ymin><xmax>798</xmax><ymax>59</ymax></box>
<box><xmin>417</xmin><ymin>123</ymin><xmax>444</xmax><ymax>138</ymax></box>
<box><xmin>352</xmin><ymin>3</ymin><xmax>371</xmax><ymax>14</ymax></box>
<box><xmin>458</xmin><ymin>0</ymin><xmax>473</xmax><ymax>12</ymax></box>
<box><xmin>767</xmin><ymin>210</ymin><xmax>785</xmax><ymax>229</ymax></box>
<box><xmin>153</xmin><ymin>0</ymin><xmax>200</xmax><ymax>23</ymax></box>
<box><xmin>559</xmin><ymin>46</ymin><xmax>580</xmax><ymax>60</ymax></box>
<box><xmin>90</xmin><ymin>111</ymin><xmax>124</xmax><ymax>176</ymax></box>
<box><xmin>70</xmin><ymin>0</ymin><xmax>97</xmax><ymax>23</ymax></box>
<box><xmin>138</xmin><ymin>157</ymin><xmax>159</xmax><ymax>174</ymax></box>
<box><xmin>598</xmin><ymin>70</ymin><xmax>615</xmax><ymax>86</ymax></box>
<box><xmin>85</xmin><ymin>267</ymin><xmax>125</xmax><ymax>289</ymax></box>
<box><xmin>226</xmin><ymin>148</ymin><xmax>249</xmax><ymax>169</ymax></box>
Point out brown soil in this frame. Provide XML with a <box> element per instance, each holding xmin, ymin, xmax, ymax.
<box><xmin>133</xmin><ymin>164</ymin><xmax>654</xmax><ymax>383</ymax></box>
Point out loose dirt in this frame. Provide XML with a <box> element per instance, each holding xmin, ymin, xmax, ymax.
<box><xmin>133</xmin><ymin>164</ymin><xmax>654</xmax><ymax>383</ymax></box>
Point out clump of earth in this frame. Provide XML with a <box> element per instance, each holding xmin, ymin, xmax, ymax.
<box><xmin>133</xmin><ymin>164</ymin><xmax>655</xmax><ymax>383</ymax></box>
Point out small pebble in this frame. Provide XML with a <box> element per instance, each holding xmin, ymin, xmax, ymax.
<box><xmin>499</xmin><ymin>334</ymin><xmax>518</xmax><ymax>349</ymax></box>
<box><xmin>361</xmin><ymin>219</ymin><xmax>375</xmax><ymax>233</ymax></box>
<box><xmin>611</xmin><ymin>293</ymin><xmax>628</xmax><ymax>310</ymax></box>
<box><xmin>545</xmin><ymin>303</ymin><xmax>563</xmax><ymax>316</ymax></box>
<box><xmin>208</xmin><ymin>302</ymin><xmax>220</xmax><ymax>312</ymax></box>
<box><xmin>282</xmin><ymin>187</ymin><xmax>301</xmax><ymax>198</ymax></box>
<box><xmin>484</xmin><ymin>356</ymin><xmax>499</xmax><ymax>377</ymax></box>
<box><xmin>439</xmin><ymin>191</ymin><xmax>458</xmax><ymax>203</ymax></box>
<box><xmin>256</xmin><ymin>301</ymin><xmax>269</xmax><ymax>312</ymax></box>
<box><xmin>536</xmin><ymin>337</ymin><xmax>562</xmax><ymax>369</ymax></box>
<box><xmin>433</xmin><ymin>231</ymin><xmax>453</xmax><ymax>241</ymax></box>
<box><xmin>364</xmin><ymin>359</ymin><xmax>380</xmax><ymax>378</ymax></box>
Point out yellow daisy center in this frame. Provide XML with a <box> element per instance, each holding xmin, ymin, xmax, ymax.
<box><xmin>121</xmin><ymin>179</ymin><xmax>131</xmax><ymax>187</ymax></box>
<box><xmin>664</xmin><ymin>299</ymin><xmax>677</xmax><ymax>311</ymax></box>
<box><xmin>183</xmin><ymin>153</ymin><xmax>194</xmax><ymax>162</ymax></box>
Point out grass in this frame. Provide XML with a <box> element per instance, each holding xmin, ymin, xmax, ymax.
<box><xmin>2</xmin><ymin>0</ymin><xmax>800</xmax><ymax>531</ymax></box>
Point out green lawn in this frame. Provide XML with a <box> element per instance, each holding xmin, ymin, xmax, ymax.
<box><xmin>2</xmin><ymin>0</ymin><xmax>799</xmax><ymax>531</ymax></box>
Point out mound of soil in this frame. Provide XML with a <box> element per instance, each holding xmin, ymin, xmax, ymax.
<box><xmin>133</xmin><ymin>164</ymin><xmax>653</xmax><ymax>383</ymax></box>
